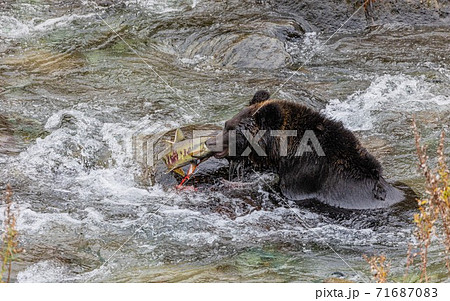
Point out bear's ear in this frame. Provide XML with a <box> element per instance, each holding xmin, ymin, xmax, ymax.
<box><xmin>249</xmin><ymin>90</ymin><xmax>270</xmax><ymax>105</ymax></box>
<box><xmin>253</xmin><ymin>102</ymin><xmax>283</xmax><ymax>130</ymax></box>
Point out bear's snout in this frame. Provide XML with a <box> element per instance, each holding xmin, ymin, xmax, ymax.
<box><xmin>205</xmin><ymin>136</ymin><xmax>216</xmax><ymax>148</ymax></box>
<box><xmin>206</xmin><ymin>133</ymin><xmax>229</xmax><ymax>159</ymax></box>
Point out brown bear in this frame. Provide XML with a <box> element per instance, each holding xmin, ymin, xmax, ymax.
<box><xmin>206</xmin><ymin>91</ymin><xmax>405</xmax><ymax>210</ymax></box>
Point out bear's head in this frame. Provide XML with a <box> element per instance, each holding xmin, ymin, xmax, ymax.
<box><xmin>206</xmin><ymin>91</ymin><xmax>283</xmax><ymax>160</ymax></box>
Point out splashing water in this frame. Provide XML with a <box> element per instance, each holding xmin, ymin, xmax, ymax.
<box><xmin>323</xmin><ymin>74</ymin><xmax>450</xmax><ymax>131</ymax></box>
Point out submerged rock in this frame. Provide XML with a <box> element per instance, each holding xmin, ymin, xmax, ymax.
<box><xmin>154</xmin><ymin>11</ymin><xmax>302</xmax><ymax>70</ymax></box>
<box><xmin>272</xmin><ymin>0</ymin><xmax>448</xmax><ymax>32</ymax></box>
<box><xmin>221</xmin><ymin>34</ymin><xmax>290</xmax><ymax>69</ymax></box>
<box><xmin>147</xmin><ymin>0</ymin><xmax>448</xmax><ymax>73</ymax></box>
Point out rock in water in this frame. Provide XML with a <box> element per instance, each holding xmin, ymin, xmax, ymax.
<box><xmin>221</xmin><ymin>35</ymin><xmax>291</xmax><ymax>69</ymax></box>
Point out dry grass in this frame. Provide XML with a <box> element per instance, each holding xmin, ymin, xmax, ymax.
<box><xmin>364</xmin><ymin>254</ymin><xmax>390</xmax><ymax>283</ymax></box>
<box><xmin>0</xmin><ymin>184</ymin><xmax>22</xmax><ymax>283</ymax></box>
<box><xmin>408</xmin><ymin>119</ymin><xmax>450</xmax><ymax>282</ymax></box>
<box><xmin>365</xmin><ymin>120</ymin><xmax>449</xmax><ymax>283</ymax></box>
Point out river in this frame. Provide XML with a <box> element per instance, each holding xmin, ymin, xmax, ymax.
<box><xmin>0</xmin><ymin>0</ymin><xmax>449</xmax><ymax>282</ymax></box>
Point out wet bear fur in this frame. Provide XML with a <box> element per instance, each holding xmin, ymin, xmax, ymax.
<box><xmin>206</xmin><ymin>91</ymin><xmax>405</xmax><ymax>209</ymax></box>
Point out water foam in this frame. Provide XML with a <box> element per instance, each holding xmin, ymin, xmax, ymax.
<box><xmin>0</xmin><ymin>13</ymin><xmax>95</xmax><ymax>40</ymax></box>
<box><xmin>17</xmin><ymin>260</ymin><xmax>73</xmax><ymax>283</ymax></box>
<box><xmin>129</xmin><ymin>0</ymin><xmax>200</xmax><ymax>13</ymax></box>
<box><xmin>0</xmin><ymin>16</ymin><xmax>30</xmax><ymax>39</ymax></box>
<box><xmin>33</xmin><ymin>13</ymin><xmax>96</xmax><ymax>32</ymax></box>
<box><xmin>322</xmin><ymin>74</ymin><xmax>450</xmax><ymax>131</ymax></box>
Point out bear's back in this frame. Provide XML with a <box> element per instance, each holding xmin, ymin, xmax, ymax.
<box><xmin>252</xmin><ymin>99</ymin><xmax>407</xmax><ymax>209</ymax></box>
